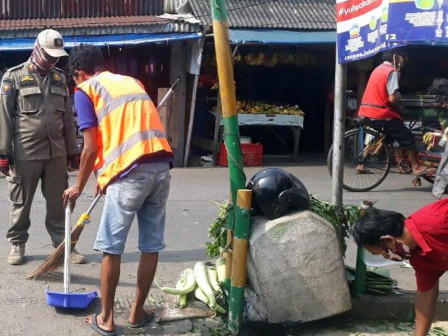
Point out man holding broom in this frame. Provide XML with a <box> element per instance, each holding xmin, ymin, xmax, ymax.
<box><xmin>352</xmin><ymin>199</ymin><xmax>448</xmax><ymax>336</ymax></box>
<box><xmin>63</xmin><ymin>44</ymin><xmax>173</xmax><ymax>335</ymax></box>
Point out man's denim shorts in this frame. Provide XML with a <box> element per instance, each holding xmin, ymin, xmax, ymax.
<box><xmin>94</xmin><ymin>162</ymin><xmax>171</xmax><ymax>255</ymax></box>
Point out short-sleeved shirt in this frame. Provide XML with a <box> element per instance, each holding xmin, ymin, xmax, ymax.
<box><xmin>387</xmin><ymin>71</ymin><xmax>399</xmax><ymax>95</ymax></box>
<box><xmin>74</xmin><ymin>90</ymin><xmax>97</xmax><ymax>131</ymax></box>
<box><xmin>406</xmin><ymin>199</ymin><xmax>448</xmax><ymax>292</ymax></box>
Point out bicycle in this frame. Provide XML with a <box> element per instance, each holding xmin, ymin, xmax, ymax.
<box><xmin>327</xmin><ymin>117</ymin><xmax>440</xmax><ymax>192</ymax></box>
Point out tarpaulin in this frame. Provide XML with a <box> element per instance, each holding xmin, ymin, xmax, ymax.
<box><xmin>229</xmin><ymin>29</ymin><xmax>336</xmax><ymax>45</ymax></box>
<box><xmin>0</xmin><ymin>32</ymin><xmax>203</xmax><ymax>51</ymax></box>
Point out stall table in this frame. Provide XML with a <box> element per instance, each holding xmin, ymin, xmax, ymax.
<box><xmin>219</xmin><ymin>113</ymin><xmax>304</xmax><ymax>162</ymax></box>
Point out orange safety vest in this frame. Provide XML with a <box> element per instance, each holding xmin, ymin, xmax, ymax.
<box><xmin>358</xmin><ymin>63</ymin><xmax>401</xmax><ymax>120</ymax></box>
<box><xmin>76</xmin><ymin>71</ymin><xmax>173</xmax><ymax>189</ymax></box>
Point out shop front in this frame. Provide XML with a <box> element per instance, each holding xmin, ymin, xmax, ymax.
<box><xmin>190</xmin><ymin>34</ymin><xmax>336</xmax><ymax>166</ymax></box>
<box><xmin>0</xmin><ymin>15</ymin><xmax>203</xmax><ymax>166</ymax></box>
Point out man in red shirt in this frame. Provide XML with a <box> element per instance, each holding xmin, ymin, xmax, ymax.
<box><xmin>358</xmin><ymin>48</ymin><xmax>428</xmax><ymax>175</ymax></box>
<box><xmin>352</xmin><ymin>199</ymin><xmax>448</xmax><ymax>336</ymax></box>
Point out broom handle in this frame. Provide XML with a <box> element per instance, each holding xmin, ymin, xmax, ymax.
<box><xmin>86</xmin><ymin>194</ymin><xmax>102</xmax><ymax>215</ymax></box>
<box><xmin>64</xmin><ymin>203</ymin><xmax>71</xmax><ymax>294</ymax></box>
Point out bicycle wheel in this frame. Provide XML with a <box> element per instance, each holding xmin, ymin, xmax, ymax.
<box><xmin>327</xmin><ymin>127</ymin><xmax>391</xmax><ymax>192</ymax></box>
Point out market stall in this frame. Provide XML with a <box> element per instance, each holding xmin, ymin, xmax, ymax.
<box><xmin>218</xmin><ymin>101</ymin><xmax>304</xmax><ymax>163</ymax></box>
<box><xmin>190</xmin><ymin>43</ymin><xmax>334</xmax><ymax>165</ymax></box>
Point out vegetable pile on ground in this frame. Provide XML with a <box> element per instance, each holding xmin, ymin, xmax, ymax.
<box><xmin>432</xmin><ymin>327</ymin><xmax>448</xmax><ymax>336</ymax></box>
<box><xmin>157</xmin><ymin>259</ymin><xmax>227</xmax><ymax>315</ymax></box>
<box><xmin>345</xmin><ymin>266</ymin><xmax>398</xmax><ymax>295</ymax></box>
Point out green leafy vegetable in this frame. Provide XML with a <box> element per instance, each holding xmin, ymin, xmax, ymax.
<box><xmin>309</xmin><ymin>194</ymin><xmax>363</xmax><ymax>256</ymax></box>
<box><xmin>206</xmin><ymin>201</ymin><xmax>230</xmax><ymax>258</ymax></box>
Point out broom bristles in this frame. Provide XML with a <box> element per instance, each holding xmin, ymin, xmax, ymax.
<box><xmin>27</xmin><ymin>224</ymin><xmax>85</xmax><ymax>279</ymax></box>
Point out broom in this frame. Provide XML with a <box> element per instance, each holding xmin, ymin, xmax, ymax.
<box><xmin>28</xmin><ymin>79</ymin><xmax>180</xmax><ymax>279</ymax></box>
<box><xmin>27</xmin><ymin>194</ymin><xmax>102</xmax><ymax>279</ymax></box>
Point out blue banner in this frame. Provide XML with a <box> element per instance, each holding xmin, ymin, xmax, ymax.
<box><xmin>337</xmin><ymin>0</ymin><xmax>448</xmax><ymax>63</ymax></box>
<box><xmin>387</xmin><ymin>0</ymin><xmax>447</xmax><ymax>43</ymax></box>
<box><xmin>337</xmin><ymin>0</ymin><xmax>391</xmax><ymax>63</ymax></box>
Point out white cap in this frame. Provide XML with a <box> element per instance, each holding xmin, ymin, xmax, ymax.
<box><xmin>36</xmin><ymin>29</ymin><xmax>68</xmax><ymax>57</ymax></box>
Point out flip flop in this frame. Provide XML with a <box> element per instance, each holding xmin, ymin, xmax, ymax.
<box><xmin>88</xmin><ymin>313</ymin><xmax>117</xmax><ymax>336</ymax></box>
<box><xmin>356</xmin><ymin>168</ymin><xmax>374</xmax><ymax>174</ymax></box>
<box><xmin>128</xmin><ymin>310</ymin><xmax>155</xmax><ymax>328</ymax></box>
<box><xmin>414</xmin><ymin>167</ymin><xmax>436</xmax><ymax>177</ymax></box>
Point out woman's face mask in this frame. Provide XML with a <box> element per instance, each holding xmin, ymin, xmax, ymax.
<box><xmin>366</xmin><ymin>238</ymin><xmax>411</xmax><ymax>261</ymax></box>
<box><xmin>383</xmin><ymin>239</ymin><xmax>411</xmax><ymax>261</ymax></box>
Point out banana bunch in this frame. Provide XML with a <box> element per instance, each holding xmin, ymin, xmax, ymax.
<box><xmin>157</xmin><ymin>259</ymin><xmax>227</xmax><ymax>315</ymax></box>
<box><xmin>423</xmin><ymin>132</ymin><xmax>435</xmax><ymax>151</ymax></box>
<box><xmin>236</xmin><ymin>100</ymin><xmax>305</xmax><ymax>116</ymax></box>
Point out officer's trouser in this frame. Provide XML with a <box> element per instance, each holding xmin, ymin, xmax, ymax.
<box><xmin>6</xmin><ymin>156</ymin><xmax>67</xmax><ymax>247</ymax></box>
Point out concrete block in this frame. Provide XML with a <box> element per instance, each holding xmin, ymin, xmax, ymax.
<box><xmin>247</xmin><ymin>210</ymin><xmax>351</xmax><ymax>323</ymax></box>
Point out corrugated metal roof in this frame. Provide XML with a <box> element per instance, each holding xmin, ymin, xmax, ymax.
<box><xmin>0</xmin><ymin>0</ymin><xmax>164</xmax><ymax>19</ymax></box>
<box><xmin>0</xmin><ymin>16</ymin><xmax>201</xmax><ymax>38</ymax></box>
<box><xmin>0</xmin><ymin>16</ymin><xmax>168</xmax><ymax>31</ymax></box>
<box><xmin>187</xmin><ymin>0</ymin><xmax>335</xmax><ymax>30</ymax></box>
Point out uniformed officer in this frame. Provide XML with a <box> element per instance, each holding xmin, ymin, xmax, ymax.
<box><xmin>0</xmin><ymin>29</ymin><xmax>85</xmax><ymax>265</ymax></box>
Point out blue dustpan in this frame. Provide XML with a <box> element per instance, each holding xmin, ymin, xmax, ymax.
<box><xmin>46</xmin><ymin>289</ymin><xmax>98</xmax><ymax>308</ymax></box>
<box><xmin>46</xmin><ymin>200</ymin><xmax>100</xmax><ymax>309</ymax></box>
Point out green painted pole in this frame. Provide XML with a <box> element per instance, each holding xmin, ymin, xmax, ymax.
<box><xmin>210</xmin><ymin>1</ymin><xmax>247</xmax><ymax>333</ymax></box>
<box><xmin>210</xmin><ymin>0</ymin><xmax>246</xmax><ymax>202</ymax></box>
<box><xmin>354</xmin><ymin>247</ymin><xmax>367</xmax><ymax>294</ymax></box>
<box><xmin>229</xmin><ymin>190</ymin><xmax>252</xmax><ymax>334</ymax></box>
<box><xmin>224</xmin><ymin>197</ymin><xmax>234</xmax><ymax>292</ymax></box>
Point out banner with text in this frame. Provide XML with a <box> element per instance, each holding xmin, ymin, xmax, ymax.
<box><xmin>387</xmin><ymin>0</ymin><xmax>447</xmax><ymax>43</ymax></box>
<box><xmin>337</xmin><ymin>0</ymin><xmax>448</xmax><ymax>63</ymax></box>
<box><xmin>337</xmin><ymin>0</ymin><xmax>390</xmax><ymax>63</ymax></box>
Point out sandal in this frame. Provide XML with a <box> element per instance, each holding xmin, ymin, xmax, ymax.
<box><xmin>413</xmin><ymin>167</ymin><xmax>436</xmax><ymax>176</ymax></box>
<box><xmin>128</xmin><ymin>309</ymin><xmax>155</xmax><ymax>328</ymax></box>
<box><xmin>356</xmin><ymin>167</ymin><xmax>374</xmax><ymax>174</ymax></box>
<box><xmin>87</xmin><ymin>313</ymin><xmax>117</xmax><ymax>336</ymax></box>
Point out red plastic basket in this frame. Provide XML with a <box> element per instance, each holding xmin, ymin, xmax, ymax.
<box><xmin>218</xmin><ymin>143</ymin><xmax>263</xmax><ymax>167</ymax></box>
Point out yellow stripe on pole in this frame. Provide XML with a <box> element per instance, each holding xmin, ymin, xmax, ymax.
<box><xmin>212</xmin><ymin>21</ymin><xmax>237</xmax><ymax>119</ymax></box>
<box><xmin>231</xmin><ymin>238</ymin><xmax>248</xmax><ymax>287</ymax></box>
<box><xmin>237</xmin><ymin>189</ymin><xmax>252</xmax><ymax>210</ymax></box>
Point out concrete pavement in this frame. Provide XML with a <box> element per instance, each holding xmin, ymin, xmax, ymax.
<box><xmin>0</xmin><ymin>155</ymin><xmax>445</xmax><ymax>335</ymax></box>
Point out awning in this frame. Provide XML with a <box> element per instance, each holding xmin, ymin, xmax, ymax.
<box><xmin>0</xmin><ymin>32</ymin><xmax>203</xmax><ymax>51</ymax></box>
<box><xmin>229</xmin><ymin>29</ymin><xmax>336</xmax><ymax>45</ymax></box>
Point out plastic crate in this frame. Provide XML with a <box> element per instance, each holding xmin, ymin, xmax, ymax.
<box><xmin>218</xmin><ymin>143</ymin><xmax>263</xmax><ymax>167</ymax></box>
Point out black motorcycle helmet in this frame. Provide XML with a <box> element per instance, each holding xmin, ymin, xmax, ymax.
<box><xmin>247</xmin><ymin>168</ymin><xmax>310</xmax><ymax>220</ymax></box>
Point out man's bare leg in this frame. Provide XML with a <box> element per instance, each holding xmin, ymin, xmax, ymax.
<box><xmin>406</xmin><ymin>149</ymin><xmax>431</xmax><ymax>175</ymax></box>
<box><xmin>85</xmin><ymin>253</ymin><xmax>120</xmax><ymax>332</ymax></box>
<box><xmin>128</xmin><ymin>252</ymin><xmax>158</xmax><ymax>324</ymax></box>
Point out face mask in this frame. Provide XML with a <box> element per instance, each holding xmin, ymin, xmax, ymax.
<box><xmin>386</xmin><ymin>240</ymin><xmax>411</xmax><ymax>261</ymax></box>
<box><xmin>30</xmin><ymin>41</ymin><xmax>59</xmax><ymax>73</ymax></box>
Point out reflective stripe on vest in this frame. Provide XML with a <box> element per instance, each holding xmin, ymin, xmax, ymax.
<box><xmin>96</xmin><ymin>129</ymin><xmax>166</xmax><ymax>177</ymax></box>
<box><xmin>76</xmin><ymin>72</ymin><xmax>172</xmax><ymax>189</ymax></box>
<box><xmin>358</xmin><ymin>63</ymin><xmax>401</xmax><ymax>120</ymax></box>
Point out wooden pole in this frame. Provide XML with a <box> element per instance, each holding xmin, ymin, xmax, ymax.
<box><xmin>184</xmin><ymin>37</ymin><xmax>205</xmax><ymax>167</ymax></box>
<box><xmin>229</xmin><ymin>189</ymin><xmax>252</xmax><ymax>334</ymax></box>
